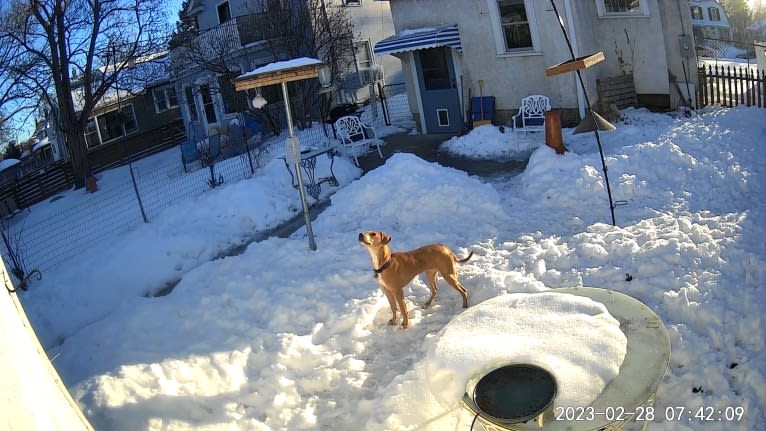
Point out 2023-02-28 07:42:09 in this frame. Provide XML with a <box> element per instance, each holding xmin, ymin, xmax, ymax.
<box><xmin>553</xmin><ymin>405</ymin><xmax>745</xmax><ymax>423</ymax></box>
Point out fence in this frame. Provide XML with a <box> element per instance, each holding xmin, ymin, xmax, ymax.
<box><xmin>1</xmin><ymin>94</ymin><xmax>410</xmax><ymax>276</ymax></box>
<box><xmin>1</xmin><ymin>132</ymin><xmax>293</xmax><ymax>274</ymax></box>
<box><xmin>371</xmin><ymin>83</ymin><xmax>415</xmax><ymax>130</ymax></box>
<box><xmin>697</xmin><ymin>64</ymin><xmax>766</xmax><ymax>108</ymax></box>
<box><xmin>0</xmin><ymin>162</ymin><xmax>74</xmax><ymax>210</ymax></box>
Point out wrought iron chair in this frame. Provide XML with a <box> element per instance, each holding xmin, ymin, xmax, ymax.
<box><xmin>512</xmin><ymin>95</ymin><xmax>551</xmax><ymax>139</ymax></box>
<box><xmin>334</xmin><ymin>115</ymin><xmax>384</xmax><ymax>166</ymax></box>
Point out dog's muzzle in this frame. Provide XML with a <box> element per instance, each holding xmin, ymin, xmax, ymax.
<box><xmin>358</xmin><ymin>232</ymin><xmax>369</xmax><ymax>244</ymax></box>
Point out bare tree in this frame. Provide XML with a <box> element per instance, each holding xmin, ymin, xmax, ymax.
<box><xmin>0</xmin><ymin>0</ymin><xmax>171</xmax><ymax>188</ymax></box>
<box><xmin>256</xmin><ymin>0</ymin><xmax>356</xmax><ymax>124</ymax></box>
<box><xmin>170</xmin><ymin>0</ymin><xmax>356</xmax><ymax>131</ymax></box>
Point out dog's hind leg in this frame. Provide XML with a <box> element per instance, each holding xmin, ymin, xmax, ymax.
<box><xmin>424</xmin><ymin>270</ymin><xmax>439</xmax><ymax>308</ymax></box>
<box><xmin>442</xmin><ymin>274</ymin><xmax>469</xmax><ymax>308</ymax></box>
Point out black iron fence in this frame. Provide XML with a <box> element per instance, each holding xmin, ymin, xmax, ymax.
<box><xmin>697</xmin><ymin>64</ymin><xmax>766</xmax><ymax>108</ymax></box>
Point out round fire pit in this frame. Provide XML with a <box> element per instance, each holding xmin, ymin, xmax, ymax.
<box><xmin>464</xmin><ymin>363</ymin><xmax>557</xmax><ymax>428</ymax></box>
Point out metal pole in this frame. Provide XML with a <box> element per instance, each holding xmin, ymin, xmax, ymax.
<box><xmin>550</xmin><ymin>0</ymin><xmax>617</xmax><ymax>226</ymax></box>
<box><xmin>282</xmin><ymin>81</ymin><xmax>317</xmax><ymax>250</ymax></box>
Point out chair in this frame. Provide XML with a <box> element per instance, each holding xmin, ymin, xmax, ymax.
<box><xmin>206</xmin><ymin>133</ymin><xmax>222</xmax><ymax>162</ymax></box>
<box><xmin>512</xmin><ymin>95</ymin><xmax>551</xmax><ymax>139</ymax></box>
<box><xmin>227</xmin><ymin>122</ymin><xmax>247</xmax><ymax>157</ymax></box>
<box><xmin>334</xmin><ymin>115</ymin><xmax>384</xmax><ymax>166</ymax></box>
<box><xmin>179</xmin><ymin>140</ymin><xmax>199</xmax><ymax>173</ymax></box>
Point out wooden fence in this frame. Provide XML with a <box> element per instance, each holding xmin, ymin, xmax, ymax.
<box><xmin>0</xmin><ymin>161</ymin><xmax>74</xmax><ymax>212</ymax></box>
<box><xmin>697</xmin><ymin>64</ymin><xmax>766</xmax><ymax>108</ymax></box>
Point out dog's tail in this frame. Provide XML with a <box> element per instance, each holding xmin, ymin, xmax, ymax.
<box><xmin>454</xmin><ymin>251</ymin><xmax>474</xmax><ymax>263</ymax></box>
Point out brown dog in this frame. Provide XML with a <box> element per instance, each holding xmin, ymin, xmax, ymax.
<box><xmin>358</xmin><ymin>231</ymin><xmax>473</xmax><ymax>328</ymax></box>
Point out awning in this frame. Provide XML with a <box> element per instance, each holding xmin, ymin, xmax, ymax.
<box><xmin>374</xmin><ymin>24</ymin><xmax>461</xmax><ymax>56</ymax></box>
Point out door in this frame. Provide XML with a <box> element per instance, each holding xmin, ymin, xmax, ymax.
<box><xmin>415</xmin><ymin>47</ymin><xmax>463</xmax><ymax>133</ymax></box>
<box><xmin>198</xmin><ymin>84</ymin><xmax>220</xmax><ymax>132</ymax></box>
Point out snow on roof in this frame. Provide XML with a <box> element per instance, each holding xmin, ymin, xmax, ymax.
<box><xmin>239</xmin><ymin>57</ymin><xmax>322</xmax><ymax>79</ymax></box>
<box><xmin>32</xmin><ymin>137</ymin><xmax>50</xmax><ymax>152</ymax></box>
<box><xmin>0</xmin><ymin>158</ymin><xmax>20</xmax><ymax>171</ymax></box>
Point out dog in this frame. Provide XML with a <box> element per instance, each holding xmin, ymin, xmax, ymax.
<box><xmin>358</xmin><ymin>231</ymin><xmax>473</xmax><ymax>328</ymax></box>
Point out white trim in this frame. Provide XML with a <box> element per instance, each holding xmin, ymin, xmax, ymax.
<box><xmin>216</xmin><ymin>0</ymin><xmax>231</xmax><ymax>25</ymax></box>
<box><xmin>486</xmin><ymin>0</ymin><xmax>542</xmax><ymax>56</ymax></box>
<box><xmin>408</xmin><ymin>52</ymin><xmax>427</xmax><ymax>134</ymax></box>
<box><xmin>436</xmin><ymin>108</ymin><xmax>450</xmax><ymax>126</ymax></box>
<box><xmin>595</xmin><ymin>0</ymin><xmax>650</xmax><ymax>18</ymax></box>
<box><xmin>564</xmin><ymin>0</ymin><xmax>585</xmax><ymax>119</ymax></box>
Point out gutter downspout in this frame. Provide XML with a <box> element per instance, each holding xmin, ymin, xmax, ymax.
<box><xmin>563</xmin><ymin>0</ymin><xmax>586</xmax><ymax>119</ymax></box>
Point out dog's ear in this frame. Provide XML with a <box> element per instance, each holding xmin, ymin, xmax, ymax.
<box><xmin>381</xmin><ymin>233</ymin><xmax>391</xmax><ymax>244</ymax></box>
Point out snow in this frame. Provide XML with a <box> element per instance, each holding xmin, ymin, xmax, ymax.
<box><xmin>425</xmin><ymin>292</ymin><xmax>627</xmax><ymax>410</ymax></box>
<box><xmin>9</xmin><ymin>105</ymin><xmax>766</xmax><ymax>430</ymax></box>
<box><xmin>239</xmin><ymin>57</ymin><xmax>323</xmax><ymax>79</ymax></box>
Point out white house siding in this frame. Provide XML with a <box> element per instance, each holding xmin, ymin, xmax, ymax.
<box><xmin>342</xmin><ymin>0</ymin><xmax>403</xmax><ymax>86</ymax></box>
<box><xmin>388</xmin><ymin>0</ymin><xmax>693</xmax><ymax>130</ymax></box>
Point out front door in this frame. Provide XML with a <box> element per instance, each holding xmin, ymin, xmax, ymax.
<box><xmin>415</xmin><ymin>47</ymin><xmax>463</xmax><ymax>133</ymax></box>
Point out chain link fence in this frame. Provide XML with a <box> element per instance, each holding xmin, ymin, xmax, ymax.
<box><xmin>0</xmin><ymin>124</ymin><xmax>332</xmax><ymax>275</ymax></box>
<box><xmin>1</xmin><ymin>93</ymin><xmax>410</xmax><ymax>276</ymax></box>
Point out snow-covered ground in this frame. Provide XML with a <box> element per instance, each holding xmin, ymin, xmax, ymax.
<box><xmin>14</xmin><ymin>106</ymin><xmax>766</xmax><ymax>430</ymax></box>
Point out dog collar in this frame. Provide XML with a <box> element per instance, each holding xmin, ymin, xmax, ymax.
<box><xmin>373</xmin><ymin>259</ymin><xmax>392</xmax><ymax>278</ymax></box>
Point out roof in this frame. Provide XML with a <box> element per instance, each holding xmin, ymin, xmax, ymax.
<box><xmin>374</xmin><ymin>24</ymin><xmax>462</xmax><ymax>56</ymax></box>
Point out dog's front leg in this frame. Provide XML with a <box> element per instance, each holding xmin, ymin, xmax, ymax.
<box><xmin>381</xmin><ymin>284</ymin><xmax>398</xmax><ymax>325</ymax></box>
<box><xmin>394</xmin><ymin>290</ymin><xmax>409</xmax><ymax>328</ymax></box>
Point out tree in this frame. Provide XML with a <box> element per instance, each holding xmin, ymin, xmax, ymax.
<box><xmin>0</xmin><ymin>0</ymin><xmax>170</xmax><ymax>188</ymax></box>
<box><xmin>721</xmin><ymin>0</ymin><xmax>750</xmax><ymax>41</ymax></box>
<box><xmin>255</xmin><ymin>0</ymin><xmax>356</xmax><ymax>125</ymax></box>
<box><xmin>170</xmin><ymin>0</ymin><xmax>356</xmax><ymax>131</ymax></box>
<box><xmin>3</xmin><ymin>141</ymin><xmax>21</xmax><ymax>159</ymax></box>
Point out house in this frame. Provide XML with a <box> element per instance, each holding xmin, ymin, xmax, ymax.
<box><xmin>375</xmin><ymin>0</ymin><xmax>698</xmax><ymax>134</ymax></box>
<box><xmin>171</xmin><ymin>0</ymin><xmax>402</xmax><ymax>139</ymax></box>
<box><xmin>73</xmin><ymin>52</ymin><xmax>185</xmax><ymax>172</ymax></box>
<box><xmin>335</xmin><ymin>0</ymin><xmax>403</xmax><ymax>103</ymax></box>
<box><xmin>689</xmin><ymin>0</ymin><xmax>732</xmax><ymax>41</ymax></box>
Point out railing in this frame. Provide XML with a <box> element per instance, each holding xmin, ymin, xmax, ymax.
<box><xmin>172</xmin><ymin>13</ymin><xmax>272</xmax><ymax>68</ymax></box>
<box><xmin>697</xmin><ymin>64</ymin><xmax>766</xmax><ymax>108</ymax></box>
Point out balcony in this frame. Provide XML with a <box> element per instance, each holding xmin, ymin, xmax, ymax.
<box><xmin>171</xmin><ymin>14</ymin><xmax>272</xmax><ymax>69</ymax></box>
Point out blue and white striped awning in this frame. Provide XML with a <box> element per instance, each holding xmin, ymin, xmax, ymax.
<box><xmin>374</xmin><ymin>24</ymin><xmax>462</xmax><ymax>56</ymax></box>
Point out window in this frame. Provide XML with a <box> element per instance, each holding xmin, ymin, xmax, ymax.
<box><xmin>496</xmin><ymin>0</ymin><xmax>536</xmax><ymax>52</ymax></box>
<box><xmin>596</xmin><ymin>0</ymin><xmax>649</xmax><ymax>17</ymax></box>
<box><xmin>152</xmin><ymin>86</ymin><xmax>178</xmax><ymax>113</ymax></box>
<box><xmin>708</xmin><ymin>7</ymin><xmax>720</xmax><ymax>21</ymax></box>
<box><xmin>355</xmin><ymin>40</ymin><xmax>373</xmax><ymax>69</ymax></box>
<box><xmin>343</xmin><ymin>0</ymin><xmax>361</xmax><ymax>5</ymax></box>
<box><xmin>92</xmin><ymin>105</ymin><xmax>138</xmax><ymax>144</ymax></box>
<box><xmin>185</xmin><ymin>86</ymin><xmax>199</xmax><ymax>122</ymax></box>
<box><xmin>690</xmin><ymin>6</ymin><xmax>703</xmax><ymax>20</ymax></box>
<box><xmin>419</xmin><ymin>48</ymin><xmax>451</xmax><ymax>90</ymax></box>
<box><xmin>217</xmin><ymin>1</ymin><xmax>231</xmax><ymax>24</ymax></box>
<box><xmin>84</xmin><ymin>118</ymin><xmax>99</xmax><ymax>148</ymax></box>
<box><xmin>199</xmin><ymin>84</ymin><xmax>218</xmax><ymax>124</ymax></box>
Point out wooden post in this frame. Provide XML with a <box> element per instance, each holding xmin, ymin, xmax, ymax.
<box><xmin>544</xmin><ymin>110</ymin><xmax>567</xmax><ymax>154</ymax></box>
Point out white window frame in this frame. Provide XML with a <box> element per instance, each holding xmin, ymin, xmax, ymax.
<box><xmin>487</xmin><ymin>0</ymin><xmax>542</xmax><ymax>57</ymax></box>
<box><xmin>88</xmin><ymin>104</ymin><xmax>139</xmax><ymax>145</ymax></box>
<box><xmin>690</xmin><ymin>6</ymin><xmax>703</xmax><ymax>20</ymax></box>
<box><xmin>343</xmin><ymin>0</ymin><xmax>362</xmax><ymax>6</ymax></box>
<box><xmin>152</xmin><ymin>86</ymin><xmax>178</xmax><ymax>113</ymax></box>
<box><xmin>595</xmin><ymin>0</ymin><xmax>649</xmax><ymax>18</ymax></box>
<box><xmin>708</xmin><ymin>7</ymin><xmax>720</xmax><ymax>21</ymax></box>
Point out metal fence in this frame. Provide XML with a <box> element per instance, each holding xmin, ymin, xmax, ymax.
<box><xmin>0</xmin><ymin>125</ymin><xmax>331</xmax><ymax>274</ymax></box>
<box><xmin>1</xmin><ymin>94</ymin><xmax>411</xmax><ymax>276</ymax></box>
<box><xmin>697</xmin><ymin>64</ymin><xmax>766</xmax><ymax>108</ymax></box>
